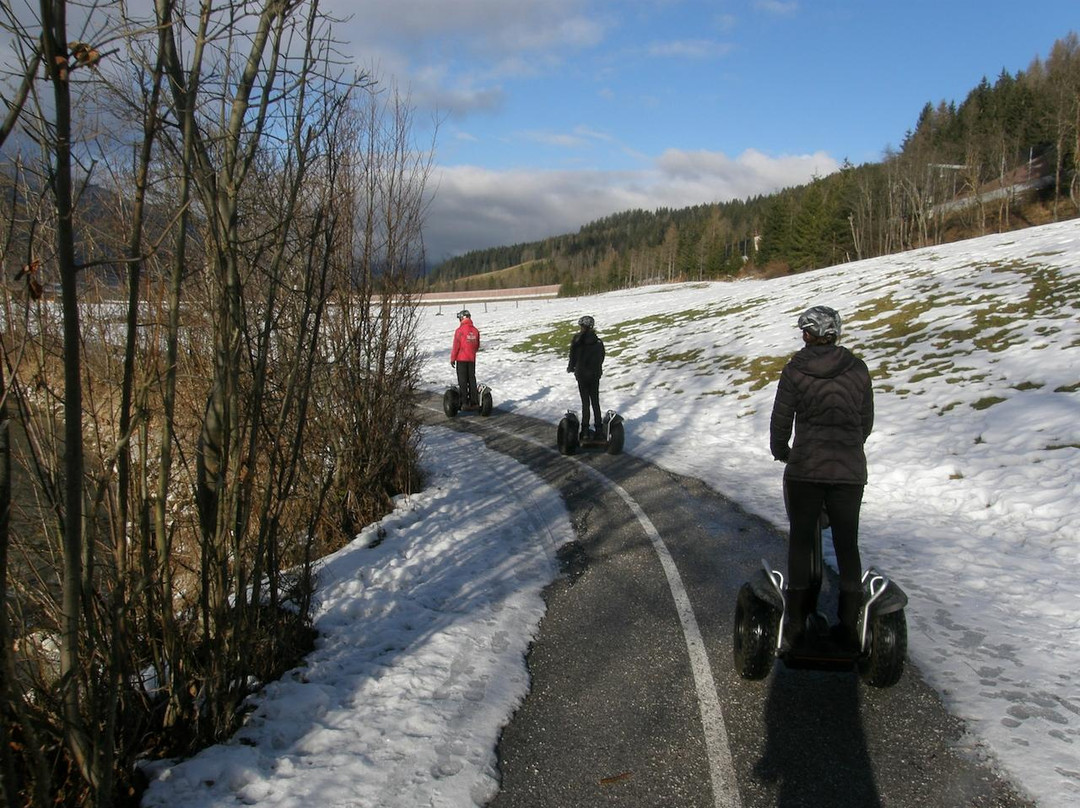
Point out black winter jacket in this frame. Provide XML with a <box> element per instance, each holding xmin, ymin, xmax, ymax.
<box><xmin>568</xmin><ymin>330</ymin><xmax>605</xmax><ymax>382</ymax></box>
<box><xmin>769</xmin><ymin>344</ymin><xmax>874</xmax><ymax>485</ymax></box>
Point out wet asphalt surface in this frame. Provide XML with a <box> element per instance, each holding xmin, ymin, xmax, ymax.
<box><xmin>419</xmin><ymin>394</ymin><xmax>1036</xmax><ymax>808</ymax></box>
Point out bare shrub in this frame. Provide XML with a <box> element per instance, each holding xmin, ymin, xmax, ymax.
<box><xmin>0</xmin><ymin>2</ymin><xmax>432</xmax><ymax>805</ymax></box>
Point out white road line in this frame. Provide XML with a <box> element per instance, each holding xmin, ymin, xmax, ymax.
<box><xmin>570</xmin><ymin>458</ymin><xmax>743</xmax><ymax>808</ymax></box>
<box><xmin>427</xmin><ymin>409</ymin><xmax>742</xmax><ymax>808</ymax></box>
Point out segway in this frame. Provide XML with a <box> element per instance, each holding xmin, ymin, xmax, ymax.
<box><xmin>443</xmin><ymin>383</ymin><xmax>493</xmax><ymax>418</ymax></box>
<box><xmin>556</xmin><ymin>409</ymin><xmax>624</xmax><ymax>455</ymax></box>
<box><xmin>732</xmin><ymin>504</ymin><xmax>908</xmax><ymax>687</ymax></box>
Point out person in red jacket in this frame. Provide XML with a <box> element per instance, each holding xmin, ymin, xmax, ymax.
<box><xmin>450</xmin><ymin>309</ymin><xmax>480</xmax><ymax>406</ymax></box>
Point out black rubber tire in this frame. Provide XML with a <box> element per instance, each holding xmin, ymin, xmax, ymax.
<box><xmin>606</xmin><ymin>421</ymin><xmax>625</xmax><ymax>454</ymax></box>
<box><xmin>479</xmin><ymin>390</ymin><xmax>493</xmax><ymax>416</ymax></box>
<box><xmin>557</xmin><ymin>417</ymin><xmax>578</xmax><ymax>455</ymax></box>
<box><xmin>858</xmin><ymin>609</ymin><xmax>908</xmax><ymax>688</ymax></box>
<box><xmin>733</xmin><ymin>583</ymin><xmax>779</xmax><ymax>680</ymax></box>
<box><xmin>442</xmin><ymin>388</ymin><xmax>460</xmax><ymax>418</ymax></box>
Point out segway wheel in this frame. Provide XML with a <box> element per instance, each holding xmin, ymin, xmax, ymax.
<box><xmin>858</xmin><ymin>609</ymin><xmax>907</xmax><ymax>688</ymax></box>
<box><xmin>606</xmin><ymin>421</ymin><xmax>624</xmax><ymax>454</ymax></box>
<box><xmin>442</xmin><ymin>388</ymin><xmax>460</xmax><ymax>418</ymax></box>
<box><xmin>733</xmin><ymin>582</ymin><xmax>779</xmax><ymax>680</ymax></box>
<box><xmin>480</xmin><ymin>389</ymin><xmax>493</xmax><ymax>417</ymax></box>
<box><xmin>557</xmin><ymin>417</ymin><xmax>578</xmax><ymax>455</ymax></box>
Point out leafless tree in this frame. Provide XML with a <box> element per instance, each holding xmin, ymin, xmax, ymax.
<box><xmin>0</xmin><ymin>1</ymin><xmax>432</xmax><ymax>805</ymax></box>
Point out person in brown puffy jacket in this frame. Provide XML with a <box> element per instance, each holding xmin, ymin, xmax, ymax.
<box><xmin>770</xmin><ymin>305</ymin><xmax>874</xmax><ymax>651</ymax></box>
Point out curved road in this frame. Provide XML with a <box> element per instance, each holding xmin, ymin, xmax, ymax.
<box><xmin>419</xmin><ymin>394</ymin><xmax>1034</xmax><ymax>808</ymax></box>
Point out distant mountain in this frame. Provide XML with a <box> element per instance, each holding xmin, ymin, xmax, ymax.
<box><xmin>427</xmin><ymin>33</ymin><xmax>1079</xmax><ymax>296</ymax></box>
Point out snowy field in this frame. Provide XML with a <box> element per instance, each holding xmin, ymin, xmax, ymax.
<box><xmin>144</xmin><ymin>219</ymin><xmax>1079</xmax><ymax>807</ymax></box>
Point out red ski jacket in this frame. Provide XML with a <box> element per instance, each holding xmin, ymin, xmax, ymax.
<box><xmin>451</xmin><ymin>318</ymin><xmax>480</xmax><ymax>362</ymax></box>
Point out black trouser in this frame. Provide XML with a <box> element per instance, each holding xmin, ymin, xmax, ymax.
<box><xmin>576</xmin><ymin>376</ymin><xmax>601</xmax><ymax>431</ymax></box>
<box><xmin>456</xmin><ymin>361</ymin><xmax>478</xmax><ymax>406</ymax></box>
<box><xmin>785</xmin><ymin>479</ymin><xmax>864</xmax><ymax>595</ymax></box>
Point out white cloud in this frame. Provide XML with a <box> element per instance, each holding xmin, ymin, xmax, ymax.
<box><xmin>713</xmin><ymin>13</ymin><xmax>738</xmax><ymax>32</ymax></box>
<box><xmin>656</xmin><ymin>147</ymin><xmax>838</xmax><ymax>194</ymax></box>
<box><xmin>646</xmin><ymin>39</ymin><xmax>734</xmax><ymax>59</ymax></box>
<box><xmin>423</xmin><ymin>148</ymin><xmax>839</xmax><ymax>261</ymax></box>
<box><xmin>573</xmin><ymin>125</ymin><xmax>614</xmax><ymax>143</ymax></box>
<box><xmin>517</xmin><ymin>125</ymin><xmax>614</xmax><ymax>150</ymax></box>
<box><xmin>522</xmin><ymin>131</ymin><xmax>590</xmax><ymax>149</ymax></box>
<box><xmin>324</xmin><ymin>0</ymin><xmax>604</xmax><ymax>59</ymax></box>
<box><xmin>753</xmin><ymin>0</ymin><xmax>799</xmax><ymax>17</ymax></box>
<box><xmin>320</xmin><ymin>0</ymin><xmax>605</xmax><ymax>120</ymax></box>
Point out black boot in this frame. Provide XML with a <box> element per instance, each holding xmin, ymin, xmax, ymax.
<box><xmin>833</xmin><ymin>588</ymin><xmax>863</xmax><ymax>652</ymax></box>
<box><xmin>782</xmin><ymin>587</ymin><xmax>813</xmax><ymax>652</ymax></box>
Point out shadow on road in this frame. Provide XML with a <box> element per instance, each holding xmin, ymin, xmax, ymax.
<box><xmin>755</xmin><ymin>665</ymin><xmax>880</xmax><ymax>807</ymax></box>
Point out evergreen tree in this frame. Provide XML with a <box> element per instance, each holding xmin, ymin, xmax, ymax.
<box><xmin>426</xmin><ymin>32</ymin><xmax>1079</xmax><ymax>289</ymax></box>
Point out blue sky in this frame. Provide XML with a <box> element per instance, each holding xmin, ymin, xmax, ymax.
<box><xmin>3</xmin><ymin>0</ymin><xmax>1073</xmax><ymax>263</ymax></box>
<box><xmin>316</xmin><ymin>0</ymin><xmax>1076</xmax><ymax>263</ymax></box>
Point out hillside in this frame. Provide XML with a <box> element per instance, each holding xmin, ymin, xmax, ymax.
<box><xmin>416</xmin><ymin>219</ymin><xmax>1080</xmax><ymax>806</ymax></box>
<box><xmin>140</xmin><ymin>220</ymin><xmax>1079</xmax><ymax>808</ymax></box>
<box><xmin>426</xmin><ymin>167</ymin><xmax>1069</xmax><ymax>296</ymax></box>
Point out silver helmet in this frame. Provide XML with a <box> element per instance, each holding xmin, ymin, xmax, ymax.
<box><xmin>797</xmin><ymin>306</ymin><xmax>842</xmax><ymax>340</ymax></box>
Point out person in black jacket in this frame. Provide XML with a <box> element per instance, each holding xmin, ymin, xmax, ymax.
<box><xmin>567</xmin><ymin>315</ymin><xmax>605</xmax><ymax>440</ymax></box>
<box><xmin>770</xmin><ymin>305</ymin><xmax>874</xmax><ymax>651</ymax></box>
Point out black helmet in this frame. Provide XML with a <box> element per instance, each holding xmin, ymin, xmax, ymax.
<box><xmin>798</xmin><ymin>306</ymin><xmax>841</xmax><ymax>340</ymax></box>
<box><xmin>457</xmin><ymin>309</ymin><xmax>471</xmax><ymax>321</ymax></box>
<box><xmin>578</xmin><ymin>315</ymin><xmax>595</xmax><ymax>329</ymax></box>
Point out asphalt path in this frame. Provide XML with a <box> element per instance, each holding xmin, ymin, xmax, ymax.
<box><xmin>418</xmin><ymin>393</ymin><xmax>1035</xmax><ymax>808</ymax></box>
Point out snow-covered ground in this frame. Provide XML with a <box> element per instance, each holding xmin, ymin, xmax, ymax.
<box><xmin>143</xmin><ymin>219</ymin><xmax>1080</xmax><ymax>807</ymax></box>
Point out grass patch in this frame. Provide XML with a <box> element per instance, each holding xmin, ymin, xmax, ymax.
<box><xmin>935</xmin><ymin>264</ymin><xmax>1080</xmax><ymax>352</ymax></box>
<box><xmin>739</xmin><ymin>354</ymin><xmax>789</xmax><ymax>391</ymax></box>
<box><xmin>972</xmin><ymin>396</ymin><xmax>1007</xmax><ymax>410</ymax></box>
<box><xmin>847</xmin><ymin>296</ymin><xmax>935</xmax><ymax>352</ymax></box>
<box><xmin>645</xmin><ymin>346</ymin><xmax>704</xmax><ymax>365</ymax></box>
<box><xmin>509</xmin><ymin>323</ymin><xmax>578</xmax><ymax>356</ymax></box>
<box><xmin>702</xmin><ymin>352</ymin><xmax>790</xmax><ymax>391</ymax></box>
<box><xmin>603</xmin><ymin>299</ymin><xmax>767</xmax><ymax>347</ymax></box>
<box><xmin>948</xmin><ymin>372</ymin><xmax>990</xmax><ymax>384</ymax></box>
<box><xmin>909</xmin><ymin>359</ymin><xmax>958</xmax><ymax>383</ymax></box>
<box><xmin>874</xmin><ymin>357</ymin><xmax>924</xmax><ymax>379</ymax></box>
<box><xmin>851</xmin><ymin>262</ymin><xmax>1078</xmax><ymax>367</ymax></box>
